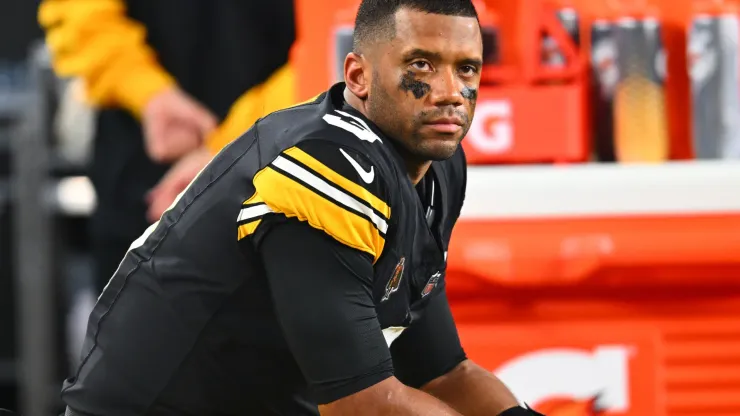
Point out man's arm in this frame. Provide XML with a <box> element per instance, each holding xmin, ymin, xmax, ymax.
<box><xmin>38</xmin><ymin>0</ymin><xmax>173</xmax><ymax>116</ymax></box>
<box><xmin>243</xmin><ymin>140</ymin><xmax>462</xmax><ymax>414</ymax></box>
<box><xmin>39</xmin><ymin>0</ymin><xmax>216</xmax><ymax>166</ymax></box>
<box><xmin>259</xmin><ymin>219</ymin><xmax>462</xmax><ymax>415</ymax></box>
<box><xmin>147</xmin><ymin>66</ymin><xmax>306</xmax><ymax>220</ymax></box>
<box><xmin>390</xmin><ymin>291</ymin><xmax>525</xmax><ymax>415</ymax></box>
<box><xmin>423</xmin><ymin>360</ymin><xmax>527</xmax><ymax>416</ymax></box>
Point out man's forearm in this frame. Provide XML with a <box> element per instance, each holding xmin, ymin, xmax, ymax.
<box><xmin>421</xmin><ymin>360</ymin><xmax>520</xmax><ymax>416</ymax></box>
<box><xmin>319</xmin><ymin>377</ymin><xmax>463</xmax><ymax>416</ymax></box>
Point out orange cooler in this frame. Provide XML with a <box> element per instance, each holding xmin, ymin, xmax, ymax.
<box><xmin>446</xmin><ymin>163</ymin><xmax>740</xmax><ymax>415</ymax></box>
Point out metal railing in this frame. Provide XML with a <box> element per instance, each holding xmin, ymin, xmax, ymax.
<box><xmin>11</xmin><ymin>43</ymin><xmax>60</xmax><ymax>416</ymax></box>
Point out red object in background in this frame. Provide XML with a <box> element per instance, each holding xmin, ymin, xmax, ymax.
<box><xmin>465</xmin><ymin>0</ymin><xmax>590</xmax><ymax>164</ymax></box>
<box><xmin>446</xmin><ymin>210</ymin><xmax>740</xmax><ymax>415</ymax></box>
<box><xmin>458</xmin><ymin>323</ymin><xmax>662</xmax><ymax>415</ymax></box>
<box><xmin>463</xmin><ymin>83</ymin><xmax>589</xmax><ymax>164</ymax></box>
<box><xmin>445</xmin><ymin>165</ymin><xmax>740</xmax><ymax>414</ymax></box>
<box><xmin>446</xmin><ymin>215</ymin><xmax>740</xmax><ymax>290</ymax></box>
<box><xmin>291</xmin><ymin>0</ymin><xmax>721</xmax><ymax>161</ymax></box>
<box><xmin>293</xmin><ymin>0</ymin><xmax>591</xmax><ymax>164</ymax></box>
<box><xmin>452</xmin><ymin>294</ymin><xmax>740</xmax><ymax>416</ymax></box>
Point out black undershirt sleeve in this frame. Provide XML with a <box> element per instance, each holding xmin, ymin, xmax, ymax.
<box><xmin>259</xmin><ymin>218</ymin><xmax>394</xmax><ymax>404</ymax></box>
<box><xmin>390</xmin><ymin>288</ymin><xmax>467</xmax><ymax>388</ymax></box>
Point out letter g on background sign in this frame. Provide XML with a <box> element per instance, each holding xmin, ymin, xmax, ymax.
<box><xmin>467</xmin><ymin>100</ymin><xmax>513</xmax><ymax>154</ymax></box>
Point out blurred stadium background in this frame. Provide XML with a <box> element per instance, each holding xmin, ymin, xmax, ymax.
<box><xmin>3</xmin><ymin>0</ymin><xmax>740</xmax><ymax>415</ymax></box>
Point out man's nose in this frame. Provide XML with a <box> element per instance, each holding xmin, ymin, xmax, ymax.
<box><xmin>429</xmin><ymin>68</ymin><xmax>464</xmax><ymax>107</ymax></box>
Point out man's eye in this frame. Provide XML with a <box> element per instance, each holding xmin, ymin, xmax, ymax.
<box><xmin>460</xmin><ymin>65</ymin><xmax>478</xmax><ymax>76</ymax></box>
<box><xmin>411</xmin><ymin>61</ymin><xmax>431</xmax><ymax>71</ymax></box>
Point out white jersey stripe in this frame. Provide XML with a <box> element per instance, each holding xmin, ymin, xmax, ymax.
<box><xmin>271</xmin><ymin>155</ymin><xmax>390</xmax><ymax>234</ymax></box>
<box><xmin>237</xmin><ymin>203</ymin><xmax>273</xmax><ymax>223</ymax></box>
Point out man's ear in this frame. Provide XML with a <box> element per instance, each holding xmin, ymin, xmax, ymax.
<box><xmin>344</xmin><ymin>52</ymin><xmax>369</xmax><ymax>100</ymax></box>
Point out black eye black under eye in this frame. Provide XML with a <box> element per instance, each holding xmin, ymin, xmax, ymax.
<box><xmin>399</xmin><ymin>70</ymin><xmax>431</xmax><ymax>99</ymax></box>
<box><xmin>461</xmin><ymin>86</ymin><xmax>477</xmax><ymax>100</ymax></box>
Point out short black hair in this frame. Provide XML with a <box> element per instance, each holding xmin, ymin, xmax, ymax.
<box><xmin>353</xmin><ymin>0</ymin><xmax>479</xmax><ymax>53</ymax></box>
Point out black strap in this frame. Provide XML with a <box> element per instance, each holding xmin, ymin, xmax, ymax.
<box><xmin>425</xmin><ymin>177</ymin><xmax>436</xmax><ymax>227</ymax></box>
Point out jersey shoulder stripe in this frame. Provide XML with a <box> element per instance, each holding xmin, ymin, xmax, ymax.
<box><xmin>283</xmin><ymin>146</ymin><xmax>391</xmax><ymax>220</ymax></box>
<box><xmin>237</xmin><ymin>193</ymin><xmax>273</xmax><ymax>240</ymax></box>
<box><xmin>247</xmin><ymin>141</ymin><xmax>392</xmax><ymax>262</ymax></box>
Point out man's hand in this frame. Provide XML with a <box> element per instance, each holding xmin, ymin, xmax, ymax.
<box><xmin>142</xmin><ymin>87</ymin><xmax>217</xmax><ymax>163</ymax></box>
<box><xmin>146</xmin><ymin>146</ymin><xmax>212</xmax><ymax>222</ymax></box>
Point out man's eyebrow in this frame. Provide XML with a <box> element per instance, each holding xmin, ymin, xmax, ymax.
<box><xmin>402</xmin><ymin>48</ymin><xmax>483</xmax><ymax>68</ymax></box>
<box><xmin>401</xmin><ymin>48</ymin><xmax>443</xmax><ymax>62</ymax></box>
<box><xmin>459</xmin><ymin>57</ymin><xmax>484</xmax><ymax>68</ymax></box>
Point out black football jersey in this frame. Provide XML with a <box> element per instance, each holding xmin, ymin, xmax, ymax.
<box><xmin>62</xmin><ymin>83</ymin><xmax>468</xmax><ymax>416</ymax></box>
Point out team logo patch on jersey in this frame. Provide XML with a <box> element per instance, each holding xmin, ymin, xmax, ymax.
<box><xmin>421</xmin><ymin>271</ymin><xmax>441</xmax><ymax>297</ymax></box>
<box><xmin>382</xmin><ymin>257</ymin><xmax>405</xmax><ymax>302</ymax></box>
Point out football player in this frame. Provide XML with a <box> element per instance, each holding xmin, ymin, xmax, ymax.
<box><xmin>62</xmin><ymin>0</ymin><xmax>542</xmax><ymax>415</ymax></box>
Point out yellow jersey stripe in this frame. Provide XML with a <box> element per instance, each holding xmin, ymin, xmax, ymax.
<box><xmin>237</xmin><ymin>193</ymin><xmax>272</xmax><ymax>240</ymax></box>
<box><xmin>243</xmin><ymin>192</ymin><xmax>265</xmax><ymax>206</ymax></box>
<box><xmin>283</xmin><ymin>146</ymin><xmax>391</xmax><ymax>221</ymax></box>
<box><xmin>270</xmin><ymin>156</ymin><xmax>389</xmax><ymax>234</ymax></box>
<box><xmin>238</xmin><ymin>219</ymin><xmax>263</xmax><ymax>240</ymax></box>
<box><xmin>253</xmin><ymin>164</ymin><xmax>386</xmax><ymax>262</ymax></box>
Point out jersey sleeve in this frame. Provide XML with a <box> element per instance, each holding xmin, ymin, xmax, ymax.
<box><xmin>38</xmin><ymin>0</ymin><xmax>174</xmax><ymax>116</ymax></box>
<box><xmin>260</xmin><ymin>217</ymin><xmax>394</xmax><ymax>403</ymax></box>
<box><xmin>390</xmin><ymin>290</ymin><xmax>467</xmax><ymax>388</ymax></box>
<box><xmin>243</xmin><ymin>139</ymin><xmax>392</xmax><ymax>263</ymax></box>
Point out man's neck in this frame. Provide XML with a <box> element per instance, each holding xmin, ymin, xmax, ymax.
<box><xmin>343</xmin><ymin>88</ymin><xmax>431</xmax><ymax>185</ymax></box>
<box><xmin>405</xmin><ymin>160</ymin><xmax>432</xmax><ymax>185</ymax></box>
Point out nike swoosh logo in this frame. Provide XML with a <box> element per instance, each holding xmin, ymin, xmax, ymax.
<box><xmin>340</xmin><ymin>148</ymin><xmax>375</xmax><ymax>184</ymax></box>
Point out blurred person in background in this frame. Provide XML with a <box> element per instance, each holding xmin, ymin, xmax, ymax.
<box><xmin>38</xmin><ymin>0</ymin><xmax>297</xmax><ymax>296</ymax></box>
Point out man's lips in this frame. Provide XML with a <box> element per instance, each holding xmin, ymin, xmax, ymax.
<box><xmin>424</xmin><ymin>117</ymin><xmax>464</xmax><ymax>133</ymax></box>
